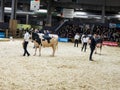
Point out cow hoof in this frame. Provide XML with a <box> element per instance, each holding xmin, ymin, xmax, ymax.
<box><xmin>51</xmin><ymin>55</ymin><xmax>54</xmax><ymax>57</ymax></box>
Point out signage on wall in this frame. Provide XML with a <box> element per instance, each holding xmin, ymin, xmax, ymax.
<box><xmin>109</xmin><ymin>23</ymin><xmax>116</xmax><ymax>28</ymax></box>
<box><xmin>116</xmin><ymin>24</ymin><xmax>120</xmax><ymax>28</ymax></box>
<box><xmin>30</xmin><ymin>0</ymin><xmax>40</xmax><ymax>11</ymax></box>
<box><xmin>63</xmin><ymin>9</ymin><xmax>74</xmax><ymax>18</ymax></box>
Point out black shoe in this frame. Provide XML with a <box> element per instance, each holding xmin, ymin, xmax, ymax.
<box><xmin>28</xmin><ymin>54</ymin><xmax>30</xmax><ymax>56</ymax></box>
<box><xmin>23</xmin><ymin>54</ymin><xmax>25</xmax><ymax>56</ymax></box>
<box><xmin>89</xmin><ymin>59</ymin><xmax>93</xmax><ymax>61</ymax></box>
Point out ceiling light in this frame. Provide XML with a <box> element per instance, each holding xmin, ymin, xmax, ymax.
<box><xmin>115</xmin><ymin>15</ymin><xmax>120</xmax><ymax>18</ymax></box>
<box><xmin>74</xmin><ymin>12</ymin><xmax>87</xmax><ymax>15</ymax></box>
<box><xmin>36</xmin><ymin>9</ymin><xmax>47</xmax><ymax>13</ymax></box>
<box><xmin>80</xmin><ymin>8</ymin><xmax>83</xmax><ymax>10</ymax></box>
<box><xmin>4</xmin><ymin>7</ymin><xmax>12</xmax><ymax>11</ymax></box>
<box><xmin>74</xmin><ymin>15</ymin><xmax>88</xmax><ymax>18</ymax></box>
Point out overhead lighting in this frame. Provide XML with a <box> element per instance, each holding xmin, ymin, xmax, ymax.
<box><xmin>80</xmin><ymin>8</ymin><xmax>83</xmax><ymax>10</ymax></box>
<box><xmin>74</xmin><ymin>12</ymin><xmax>87</xmax><ymax>15</ymax></box>
<box><xmin>33</xmin><ymin>15</ymin><xmax>37</xmax><ymax>17</ymax></box>
<box><xmin>36</xmin><ymin>9</ymin><xmax>47</xmax><ymax>13</ymax></box>
<box><xmin>88</xmin><ymin>15</ymin><xmax>101</xmax><ymax>19</ymax></box>
<box><xmin>74</xmin><ymin>15</ymin><xmax>88</xmax><ymax>18</ymax></box>
<box><xmin>75</xmin><ymin>8</ymin><xmax>79</xmax><ymax>10</ymax></box>
<box><xmin>75</xmin><ymin>8</ymin><xmax>83</xmax><ymax>11</ymax></box>
<box><xmin>94</xmin><ymin>17</ymin><xmax>101</xmax><ymax>19</ymax></box>
<box><xmin>4</xmin><ymin>7</ymin><xmax>12</xmax><ymax>11</ymax></box>
<box><xmin>74</xmin><ymin>11</ymin><xmax>87</xmax><ymax>18</ymax></box>
<box><xmin>115</xmin><ymin>15</ymin><xmax>120</xmax><ymax>18</ymax></box>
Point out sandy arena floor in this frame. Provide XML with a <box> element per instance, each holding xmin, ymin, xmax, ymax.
<box><xmin>0</xmin><ymin>39</ymin><xmax>120</xmax><ymax>90</ymax></box>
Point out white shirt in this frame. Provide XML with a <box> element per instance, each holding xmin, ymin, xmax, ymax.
<box><xmin>82</xmin><ymin>37</ymin><xmax>88</xmax><ymax>43</ymax></box>
<box><xmin>74</xmin><ymin>34</ymin><xmax>80</xmax><ymax>40</ymax></box>
<box><xmin>24</xmin><ymin>32</ymin><xmax>30</xmax><ymax>42</ymax></box>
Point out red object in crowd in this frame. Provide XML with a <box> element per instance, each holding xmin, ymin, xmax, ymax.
<box><xmin>102</xmin><ymin>41</ymin><xmax>118</xmax><ymax>46</ymax></box>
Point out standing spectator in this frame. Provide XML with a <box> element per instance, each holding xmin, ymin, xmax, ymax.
<box><xmin>89</xmin><ymin>33</ymin><xmax>97</xmax><ymax>61</ymax></box>
<box><xmin>81</xmin><ymin>33</ymin><xmax>85</xmax><ymax>45</ymax></box>
<box><xmin>23</xmin><ymin>30</ymin><xmax>30</xmax><ymax>56</ymax></box>
<box><xmin>74</xmin><ymin>33</ymin><xmax>80</xmax><ymax>47</ymax></box>
<box><xmin>81</xmin><ymin>35</ymin><xmax>88</xmax><ymax>52</ymax></box>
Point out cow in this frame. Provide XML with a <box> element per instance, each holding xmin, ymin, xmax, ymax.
<box><xmin>95</xmin><ymin>35</ymin><xmax>103</xmax><ymax>55</ymax></box>
<box><xmin>32</xmin><ymin>32</ymin><xmax>58</xmax><ymax>56</ymax></box>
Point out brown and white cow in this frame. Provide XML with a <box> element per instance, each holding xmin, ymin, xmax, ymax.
<box><xmin>94</xmin><ymin>35</ymin><xmax>103</xmax><ymax>55</ymax></box>
<box><xmin>32</xmin><ymin>33</ymin><xmax>58</xmax><ymax>56</ymax></box>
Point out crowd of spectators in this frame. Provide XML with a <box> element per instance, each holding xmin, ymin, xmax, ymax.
<box><xmin>57</xmin><ymin>24</ymin><xmax>83</xmax><ymax>38</ymax></box>
<box><xmin>57</xmin><ymin>22</ymin><xmax>120</xmax><ymax>42</ymax></box>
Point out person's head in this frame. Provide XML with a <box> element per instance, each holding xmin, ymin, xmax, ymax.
<box><xmin>76</xmin><ymin>33</ymin><xmax>79</xmax><ymax>35</ymax></box>
<box><xmin>93</xmin><ymin>33</ymin><xmax>97</xmax><ymax>38</ymax></box>
<box><xmin>25</xmin><ymin>30</ymin><xmax>29</xmax><ymax>33</ymax></box>
<box><xmin>97</xmin><ymin>34</ymin><xmax>100</xmax><ymax>38</ymax></box>
<box><xmin>84</xmin><ymin>35</ymin><xmax>86</xmax><ymax>38</ymax></box>
<box><xmin>35</xmin><ymin>29</ymin><xmax>39</xmax><ymax>33</ymax></box>
<box><xmin>44</xmin><ymin>30</ymin><xmax>46</xmax><ymax>33</ymax></box>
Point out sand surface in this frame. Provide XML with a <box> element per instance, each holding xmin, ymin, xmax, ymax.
<box><xmin>0</xmin><ymin>39</ymin><xmax>120</xmax><ymax>90</ymax></box>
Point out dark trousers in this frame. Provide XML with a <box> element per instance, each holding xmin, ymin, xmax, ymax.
<box><xmin>43</xmin><ymin>36</ymin><xmax>51</xmax><ymax>43</ymax></box>
<box><xmin>23</xmin><ymin>41</ymin><xmax>30</xmax><ymax>56</ymax></box>
<box><xmin>81</xmin><ymin>42</ymin><xmax>87</xmax><ymax>52</ymax></box>
<box><xmin>74</xmin><ymin>39</ymin><xmax>79</xmax><ymax>47</ymax></box>
<box><xmin>89</xmin><ymin>47</ymin><xmax>95</xmax><ymax>60</ymax></box>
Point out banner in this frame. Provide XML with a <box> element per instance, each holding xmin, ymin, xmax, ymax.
<box><xmin>109</xmin><ymin>23</ymin><xmax>116</xmax><ymax>28</ymax></box>
<box><xmin>17</xmin><ymin>24</ymin><xmax>31</xmax><ymax>30</ymax></box>
<box><xmin>0</xmin><ymin>32</ymin><xmax>5</xmax><ymax>38</ymax></box>
<box><xmin>30</xmin><ymin>0</ymin><xmax>40</xmax><ymax>11</ymax></box>
<box><xmin>103</xmin><ymin>41</ymin><xmax>118</xmax><ymax>46</ymax></box>
<box><xmin>116</xmin><ymin>24</ymin><xmax>120</xmax><ymax>28</ymax></box>
<box><xmin>63</xmin><ymin>9</ymin><xmax>74</xmax><ymax>18</ymax></box>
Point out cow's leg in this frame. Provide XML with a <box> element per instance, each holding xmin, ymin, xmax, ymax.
<box><xmin>39</xmin><ymin>45</ymin><xmax>41</xmax><ymax>56</ymax></box>
<box><xmin>95</xmin><ymin>47</ymin><xmax>97</xmax><ymax>54</ymax></box>
<box><xmin>52</xmin><ymin>45</ymin><xmax>56</xmax><ymax>57</ymax></box>
<box><xmin>51</xmin><ymin>46</ymin><xmax>54</xmax><ymax>56</ymax></box>
<box><xmin>34</xmin><ymin>47</ymin><xmax>37</xmax><ymax>56</ymax></box>
<box><xmin>100</xmin><ymin>44</ymin><xmax>102</xmax><ymax>55</ymax></box>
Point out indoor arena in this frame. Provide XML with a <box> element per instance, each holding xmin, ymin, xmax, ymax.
<box><xmin>0</xmin><ymin>0</ymin><xmax>120</xmax><ymax>90</ymax></box>
<box><xmin>0</xmin><ymin>40</ymin><xmax>120</xmax><ymax>90</ymax></box>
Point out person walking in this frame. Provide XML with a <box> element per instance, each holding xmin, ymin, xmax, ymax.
<box><xmin>74</xmin><ymin>33</ymin><xmax>80</xmax><ymax>47</ymax></box>
<box><xmin>23</xmin><ymin>30</ymin><xmax>30</xmax><ymax>56</ymax></box>
<box><xmin>89</xmin><ymin>33</ymin><xmax>97</xmax><ymax>61</ymax></box>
